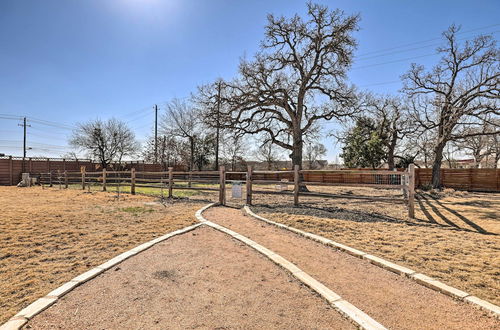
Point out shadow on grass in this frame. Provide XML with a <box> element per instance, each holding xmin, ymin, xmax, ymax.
<box><xmin>417</xmin><ymin>192</ymin><xmax>496</xmax><ymax>236</ymax></box>
<box><xmin>254</xmin><ymin>197</ymin><xmax>497</xmax><ymax>236</ymax></box>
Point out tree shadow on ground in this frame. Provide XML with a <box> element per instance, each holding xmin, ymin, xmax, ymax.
<box><xmin>416</xmin><ymin>192</ymin><xmax>496</xmax><ymax>235</ymax></box>
<box><xmin>255</xmin><ymin>197</ymin><xmax>497</xmax><ymax>236</ymax></box>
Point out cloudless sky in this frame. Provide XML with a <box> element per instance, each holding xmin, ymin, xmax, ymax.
<box><xmin>0</xmin><ymin>0</ymin><xmax>499</xmax><ymax>160</ymax></box>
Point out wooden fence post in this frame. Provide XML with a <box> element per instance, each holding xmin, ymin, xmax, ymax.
<box><xmin>168</xmin><ymin>167</ymin><xmax>173</xmax><ymax>198</ymax></box>
<box><xmin>64</xmin><ymin>171</ymin><xmax>68</xmax><ymax>189</ymax></box>
<box><xmin>219</xmin><ymin>166</ymin><xmax>226</xmax><ymax>205</ymax></box>
<box><xmin>408</xmin><ymin>164</ymin><xmax>415</xmax><ymax>219</ymax></box>
<box><xmin>102</xmin><ymin>168</ymin><xmax>107</xmax><ymax>191</ymax></box>
<box><xmin>294</xmin><ymin>165</ymin><xmax>300</xmax><ymax>206</ymax></box>
<box><xmin>81</xmin><ymin>169</ymin><xmax>86</xmax><ymax>190</ymax></box>
<box><xmin>49</xmin><ymin>171</ymin><xmax>53</xmax><ymax>187</ymax></box>
<box><xmin>246</xmin><ymin>165</ymin><xmax>253</xmax><ymax>205</ymax></box>
<box><xmin>131</xmin><ymin>168</ymin><xmax>136</xmax><ymax>195</ymax></box>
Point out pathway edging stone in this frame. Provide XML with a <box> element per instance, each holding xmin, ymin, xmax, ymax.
<box><xmin>243</xmin><ymin>205</ymin><xmax>500</xmax><ymax>319</ymax></box>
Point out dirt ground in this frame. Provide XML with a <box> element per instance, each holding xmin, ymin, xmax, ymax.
<box><xmin>0</xmin><ymin>186</ymin><xmax>205</xmax><ymax>324</ymax></box>
<box><xmin>249</xmin><ymin>187</ymin><xmax>500</xmax><ymax>305</ymax></box>
<box><xmin>26</xmin><ymin>226</ymin><xmax>354</xmax><ymax>329</ymax></box>
<box><xmin>204</xmin><ymin>207</ymin><xmax>499</xmax><ymax>330</ymax></box>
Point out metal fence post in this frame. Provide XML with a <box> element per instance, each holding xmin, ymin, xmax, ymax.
<box><xmin>219</xmin><ymin>166</ymin><xmax>226</xmax><ymax>205</ymax></box>
<box><xmin>294</xmin><ymin>165</ymin><xmax>300</xmax><ymax>206</ymax></box>
<box><xmin>168</xmin><ymin>167</ymin><xmax>173</xmax><ymax>198</ymax></box>
<box><xmin>64</xmin><ymin>170</ymin><xmax>68</xmax><ymax>189</ymax></box>
<box><xmin>102</xmin><ymin>168</ymin><xmax>107</xmax><ymax>191</ymax></box>
<box><xmin>246</xmin><ymin>165</ymin><xmax>253</xmax><ymax>205</ymax></box>
<box><xmin>408</xmin><ymin>164</ymin><xmax>415</xmax><ymax>218</ymax></box>
<box><xmin>131</xmin><ymin>168</ymin><xmax>136</xmax><ymax>195</ymax></box>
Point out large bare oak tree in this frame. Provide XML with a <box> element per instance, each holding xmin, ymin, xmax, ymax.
<box><xmin>403</xmin><ymin>25</ymin><xmax>499</xmax><ymax>188</ymax></box>
<box><xmin>206</xmin><ymin>3</ymin><xmax>359</xmax><ymax>175</ymax></box>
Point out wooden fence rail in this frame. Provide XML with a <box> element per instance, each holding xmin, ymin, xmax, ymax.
<box><xmin>36</xmin><ymin>165</ymin><xmax>416</xmax><ymax>218</ymax></box>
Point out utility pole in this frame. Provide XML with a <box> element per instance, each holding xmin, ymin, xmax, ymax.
<box><xmin>154</xmin><ymin>104</ymin><xmax>158</xmax><ymax>163</ymax></box>
<box><xmin>214</xmin><ymin>81</ymin><xmax>221</xmax><ymax>170</ymax></box>
<box><xmin>18</xmin><ymin>117</ymin><xmax>31</xmax><ymax>172</ymax></box>
<box><xmin>18</xmin><ymin>117</ymin><xmax>31</xmax><ymax>158</ymax></box>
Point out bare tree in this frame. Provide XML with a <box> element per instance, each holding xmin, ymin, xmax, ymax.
<box><xmin>207</xmin><ymin>3</ymin><xmax>359</xmax><ymax>182</ymax></box>
<box><xmin>403</xmin><ymin>25</ymin><xmax>499</xmax><ymax>188</ymax></box>
<box><xmin>254</xmin><ymin>138</ymin><xmax>284</xmax><ymax>170</ymax></box>
<box><xmin>142</xmin><ymin>135</ymin><xmax>183</xmax><ymax>169</ymax></box>
<box><xmin>304</xmin><ymin>141</ymin><xmax>327</xmax><ymax>169</ymax></box>
<box><xmin>453</xmin><ymin>121</ymin><xmax>496</xmax><ymax>168</ymax></box>
<box><xmin>69</xmin><ymin>118</ymin><xmax>139</xmax><ymax>169</ymax></box>
<box><xmin>161</xmin><ymin>99</ymin><xmax>200</xmax><ymax>171</ymax></box>
<box><xmin>220</xmin><ymin>132</ymin><xmax>248</xmax><ymax>171</ymax></box>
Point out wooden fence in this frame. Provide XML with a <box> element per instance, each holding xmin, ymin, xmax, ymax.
<box><xmin>0</xmin><ymin>156</ymin><xmax>185</xmax><ymax>186</ymax></box>
<box><xmin>415</xmin><ymin>168</ymin><xmax>500</xmax><ymax>192</ymax></box>
<box><xmin>36</xmin><ymin>165</ymin><xmax>416</xmax><ymax>218</ymax></box>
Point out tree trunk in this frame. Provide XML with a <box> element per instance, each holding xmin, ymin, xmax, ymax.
<box><xmin>432</xmin><ymin>142</ymin><xmax>445</xmax><ymax>189</ymax></box>
<box><xmin>189</xmin><ymin>137</ymin><xmax>195</xmax><ymax>171</ymax></box>
<box><xmin>291</xmin><ymin>132</ymin><xmax>308</xmax><ymax>192</ymax></box>
<box><xmin>387</xmin><ymin>133</ymin><xmax>398</xmax><ymax>170</ymax></box>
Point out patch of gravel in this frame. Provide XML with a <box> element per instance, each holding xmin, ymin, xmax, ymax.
<box><xmin>26</xmin><ymin>226</ymin><xmax>355</xmax><ymax>329</ymax></box>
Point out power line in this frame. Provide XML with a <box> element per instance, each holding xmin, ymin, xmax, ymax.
<box><xmin>356</xmin><ymin>30</ymin><xmax>499</xmax><ymax>62</ymax></box>
<box><xmin>355</xmin><ymin>23</ymin><xmax>500</xmax><ymax>58</ymax></box>
<box><xmin>351</xmin><ymin>52</ymin><xmax>440</xmax><ymax>70</ymax></box>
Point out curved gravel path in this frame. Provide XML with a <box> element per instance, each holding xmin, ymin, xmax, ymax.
<box><xmin>203</xmin><ymin>206</ymin><xmax>500</xmax><ymax>330</ymax></box>
<box><xmin>25</xmin><ymin>226</ymin><xmax>354</xmax><ymax>329</ymax></box>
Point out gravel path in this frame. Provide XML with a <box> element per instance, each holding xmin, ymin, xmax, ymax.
<box><xmin>204</xmin><ymin>206</ymin><xmax>500</xmax><ymax>330</ymax></box>
<box><xmin>25</xmin><ymin>226</ymin><xmax>354</xmax><ymax>329</ymax></box>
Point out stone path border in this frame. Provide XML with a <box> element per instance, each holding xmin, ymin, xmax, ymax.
<box><xmin>243</xmin><ymin>205</ymin><xmax>500</xmax><ymax>319</ymax></box>
<box><xmin>0</xmin><ymin>223</ymin><xmax>203</xmax><ymax>330</ymax></box>
<box><xmin>197</xmin><ymin>204</ymin><xmax>387</xmax><ymax>330</ymax></box>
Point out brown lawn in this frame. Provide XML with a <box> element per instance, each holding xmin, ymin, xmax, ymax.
<box><xmin>251</xmin><ymin>187</ymin><xmax>500</xmax><ymax>306</ymax></box>
<box><xmin>0</xmin><ymin>186</ymin><xmax>205</xmax><ymax>324</ymax></box>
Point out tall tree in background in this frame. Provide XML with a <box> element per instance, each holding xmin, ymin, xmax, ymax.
<box><xmin>403</xmin><ymin>25</ymin><xmax>499</xmax><ymax>188</ymax></box>
<box><xmin>220</xmin><ymin>132</ymin><xmax>248</xmax><ymax>171</ymax></box>
<box><xmin>453</xmin><ymin>121</ymin><xmax>496</xmax><ymax>168</ymax></box>
<box><xmin>361</xmin><ymin>94</ymin><xmax>413</xmax><ymax>169</ymax></box>
<box><xmin>69</xmin><ymin>118</ymin><xmax>139</xmax><ymax>168</ymax></box>
<box><xmin>340</xmin><ymin>117</ymin><xmax>386</xmax><ymax>169</ymax></box>
<box><xmin>304</xmin><ymin>141</ymin><xmax>327</xmax><ymax>169</ymax></box>
<box><xmin>161</xmin><ymin>99</ymin><xmax>200</xmax><ymax>171</ymax></box>
<box><xmin>209</xmin><ymin>3</ymin><xmax>358</xmax><ymax>181</ymax></box>
<box><xmin>142</xmin><ymin>135</ymin><xmax>183</xmax><ymax>169</ymax></box>
<box><xmin>193</xmin><ymin>134</ymin><xmax>215</xmax><ymax>170</ymax></box>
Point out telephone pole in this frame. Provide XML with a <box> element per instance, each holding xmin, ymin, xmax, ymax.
<box><xmin>18</xmin><ymin>117</ymin><xmax>31</xmax><ymax>173</ymax></box>
<box><xmin>18</xmin><ymin>117</ymin><xmax>31</xmax><ymax>158</ymax></box>
<box><xmin>154</xmin><ymin>104</ymin><xmax>158</xmax><ymax>163</ymax></box>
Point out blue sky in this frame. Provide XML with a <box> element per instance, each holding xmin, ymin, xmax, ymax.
<box><xmin>0</xmin><ymin>0</ymin><xmax>499</xmax><ymax>160</ymax></box>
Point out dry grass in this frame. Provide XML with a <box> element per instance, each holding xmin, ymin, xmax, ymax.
<box><xmin>251</xmin><ymin>186</ymin><xmax>500</xmax><ymax>306</ymax></box>
<box><xmin>0</xmin><ymin>186</ymin><xmax>205</xmax><ymax>324</ymax></box>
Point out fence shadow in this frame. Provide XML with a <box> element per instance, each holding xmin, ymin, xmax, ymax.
<box><xmin>416</xmin><ymin>192</ymin><xmax>495</xmax><ymax>235</ymax></box>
